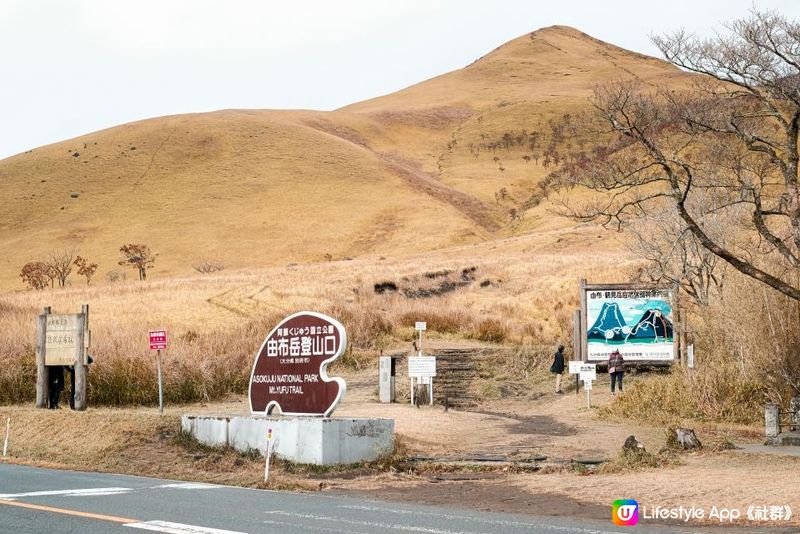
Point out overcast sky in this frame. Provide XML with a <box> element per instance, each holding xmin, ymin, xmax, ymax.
<box><xmin>1</xmin><ymin>0</ymin><xmax>798</xmax><ymax>160</ymax></box>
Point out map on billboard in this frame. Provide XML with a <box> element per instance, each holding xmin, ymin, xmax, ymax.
<box><xmin>586</xmin><ymin>288</ymin><xmax>674</xmax><ymax>362</ymax></box>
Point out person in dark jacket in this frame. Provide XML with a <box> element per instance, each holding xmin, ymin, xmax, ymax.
<box><xmin>47</xmin><ymin>365</ymin><xmax>64</xmax><ymax>409</ymax></box>
<box><xmin>550</xmin><ymin>344</ymin><xmax>565</xmax><ymax>394</ymax></box>
<box><xmin>608</xmin><ymin>349</ymin><xmax>624</xmax><ymax>395</ymax></box>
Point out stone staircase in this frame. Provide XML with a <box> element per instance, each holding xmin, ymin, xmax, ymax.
<box><xmin>387</xmin><ymin>347</ymin><xmax>511</xmax><ymax>408</ymax></box>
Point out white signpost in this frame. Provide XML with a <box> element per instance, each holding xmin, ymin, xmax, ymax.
<box><xmin>569</xmin><ymin>362</ymin><xmax>596</xmax><ymax>408</ymax></box>
<box><xmin>408</xmin><ymin>355</ymin><xmax>436</xmax><ymax>406</ymax></box>
<box><xmin>578</xmin><ymin>363</ymin><xmax>596</xmax><ymax>382</ymax></box>
<box><xmin>687</xmin><ymin>344</ymin><xmax>695</xmax><ymax>369</ymax></box>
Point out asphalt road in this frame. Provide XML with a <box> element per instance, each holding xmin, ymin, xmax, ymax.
<box><xmin>0</xmin><ymin>463</ymin><xmax>779</xmax><ymax>533</ymax></box>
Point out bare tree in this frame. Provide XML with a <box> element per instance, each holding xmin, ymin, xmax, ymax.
<box><xmin>45</xmin><ymin>248</ymin><xmax>76</xmax><ymax>287</ymax></box>
<box><xmin>628</xmin><ymin>207</ymin><xmax>727</xmax><ymax>307</ymax></box>
<box><xmin>552</xmin><ymin>9</ymin><xmax>800</xmax><ymax>301</ymax></box>
<box><xmin>118</xmin><ymin>244</ymin><xmax>157</xmax><ymax>280</ymax></box>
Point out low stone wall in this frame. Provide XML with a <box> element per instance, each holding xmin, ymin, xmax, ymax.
<box><xmin>182</xmin><ymin>414</ymin><xmax>394</xmax><ymax>466</ymax></box>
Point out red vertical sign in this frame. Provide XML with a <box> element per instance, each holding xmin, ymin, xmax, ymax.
<box><xmin>149</xmin><ymin>330</ymin><xmax>167</xmax><ymax>350</ymax></box>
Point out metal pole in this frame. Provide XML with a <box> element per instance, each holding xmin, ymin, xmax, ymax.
<box><xmin>157</xmin><ymin>349</ymin><xmax>164</xmax><ymax>414</ymax></box>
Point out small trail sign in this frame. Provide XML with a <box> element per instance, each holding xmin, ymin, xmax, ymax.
<box><xmin>408</xmin><ymin>356</ymin><xmax>436</xmax><ymax>377</ymax></box>
<box><xmin>149</xmin><ymin>330</ymin><xmax>167</xmax><ymax>414</ymax></box>
<box><xmin>149</xmin><ymin>331</ymin><xmax>167</xmax><ymax>350</ymax></box>
<box><xmin>578</xmin><ymin>363</ymin><xmax>596</xmax><ymax>382</ymax></box>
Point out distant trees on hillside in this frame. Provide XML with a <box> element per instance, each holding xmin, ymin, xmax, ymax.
<box><xmin>16</xmin><ymin>243</ymin><xmax>158</xmax><ymax>290</ymax></box>
<box><xmin>18</xmin><ymin>248</ymin><xmax>97</xmax><ymax>289</ymax></box>
<box><xmin>74</xmin><ymin>255</ymin><xmax>98</xmax><ymax>285</ymax></box>
<box><xmin>119</xmin><ymin>244</ymin><xmax>157</xmax><ymax>281</ymax></box>
<box><xmin>46</xmin><ymin>248</ymin><xmax>76</xmax><ymax>288</ymax></box>
<box><xmin>20</xmin><ymin>261</ymin><xmax>51</xmax><ymax>290</ymax></box>
<box><xmin>551</xmin><ymin>9</ymin><xmax>800</xmax><ymax>302</ymax></box>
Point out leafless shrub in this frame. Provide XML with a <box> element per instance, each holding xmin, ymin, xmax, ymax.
<box><xmin>193</xmin><ymin>261</ymin><xmax>225</xmax><ymax>274</ymax></box>
<box><xmin>106</xmin><ymin>270</ymin><xmax>126</xmax><ymax>283</ymax></box>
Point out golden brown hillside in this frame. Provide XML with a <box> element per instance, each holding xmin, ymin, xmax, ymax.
<box><xmin>0</xmin><ymin>26</ymin><xmax>693</xmax><ymax>289</ymax></box>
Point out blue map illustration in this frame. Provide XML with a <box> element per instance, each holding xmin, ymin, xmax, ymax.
<box><xmin>587</xmin><ymin>299</ymin><xmax>673</xmax><ymax>345</ymax></box>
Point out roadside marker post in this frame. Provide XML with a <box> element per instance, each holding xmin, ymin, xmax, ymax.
<box><xmin>148</xmin><ymin>331</ymin><xmax>168</xmax><ymax>414</ymax></box>
<box><xmin>264</xmin><ymin>428</ymin><xmax>274</xmax><ymax>483</ymax></box>
<box><xmin>3</xmin><ymin>417</ymin><xmax>9</xmax><ymax>457</ymax></box>
<box><xmin>584</xmin><ymin>379</ymin><xmax>592</xmax><ymax>408</ymax></box>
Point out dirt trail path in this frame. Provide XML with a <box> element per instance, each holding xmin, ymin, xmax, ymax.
<box><xmin>303</xmin><ymin>117</ymin><xmax>502</xmax><ymax>233</ymax></box>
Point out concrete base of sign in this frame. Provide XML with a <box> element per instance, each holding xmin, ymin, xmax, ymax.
<box><xmin>181</xmin><ymin>414</ymin><xmax>394</xmax><ymax>466</ymax></box>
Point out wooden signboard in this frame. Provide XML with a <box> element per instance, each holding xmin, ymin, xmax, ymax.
<box><xmin>249</xmin><ymin>311</ymin><xmax>347</xmax><ymax>417</ymax></box>
<box><xmin>36</xmin><ymin>305</ymin><xmax>90</xmax><ymax>410</ymax></box>
<box><xmin>45</xmin><ymin>314</ymin><xmax>80</xmax><ymax>365</ymax></box>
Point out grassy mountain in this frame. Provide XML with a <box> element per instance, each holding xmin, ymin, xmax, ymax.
<box><xmin>0</xmin><ymin>26</ymin><xmax>693</xmax><ymax>289</ymax></box>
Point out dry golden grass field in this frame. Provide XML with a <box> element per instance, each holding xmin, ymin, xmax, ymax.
<box><xmin>0</xmin><ymin>26</ymin><xmax>693</xmax><ymax>289</ymax></box>
<box><xmin>2</xmin><ymin>25</ymin><xmax>798</xmax><ymax>528</ymax></box>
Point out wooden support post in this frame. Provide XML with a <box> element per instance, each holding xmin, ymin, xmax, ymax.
<box><xmin>573</xmin><ymin>309</ymin><xmax>582</xmax><ymax>395</ymax></box>
<box><xmin>73</xmin><ymin>304</ymin><xmax>88</xmax><ymax>411</ymax></box>
<box><xmin>35</xmin><ymin>307</ymin><xmax>51</xmax><ymax>409</ymax></box>
<box><xmin>679</xmin><ymin>307</ymin><xmax>687</xmax><ymax>367</ymax></box>
<box><xmin>579</xmin><ymin>278</ymin><xmax>588</xmax><ymax>364</ymax></box>
<box><xmin>673</xmin><ymin>284</ymin><xmax>681</xmax><ymax>365</ymax></box>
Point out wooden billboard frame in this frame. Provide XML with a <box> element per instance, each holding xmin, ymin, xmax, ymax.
<box><xmin>35</xmin><ymin>304</ymin><xmax>90</xmax><ymax>410</ymax></box>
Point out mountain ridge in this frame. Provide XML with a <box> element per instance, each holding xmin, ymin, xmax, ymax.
<box><xmin>0</xmin><ymin>26</ymin><xmax>696</xmax><ymax>289</ymax></box>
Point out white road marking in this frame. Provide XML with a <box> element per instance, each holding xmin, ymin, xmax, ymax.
<box><xmin>0</xmin><ymin>487</ymin><xmax>133</xmax><ymax>500</ymax></box>
<box><xmin>154</xmin><ymin>483</ymin><xmax>219</xmax><ymax>490</ymax></box>
<box><xmin>264</xmin><ymin>510</ymin><xmax>474</xmax><ymax>534</ymax></box>
<box><xmin>337</xmin><ymin>503</ymin><xmax>536</xmax><ymax>526</ymax></box>
<box><xmin>124</xmin><ymin>520</ymin><xmax>247</xmax><ymax>534</ymax></box>
<box><xmin>263</xmin><ymin>519</ymin><xmax>351</xmax><ymax>533</ymax></box>
<box><xmin>335</xmin><ymin>504</ymin><xmax>639</xmax><ymax>534</ymax></box>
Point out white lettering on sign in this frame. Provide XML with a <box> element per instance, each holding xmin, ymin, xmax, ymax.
<box><xmin>149</xmin><ymin>330</ymin><xmax>167</xmax><ymax>350</ymax></box>
<box><xmin>408</xmin><ymin>356</ymin><xmax>436</xmax><ymax>377</ymax></box>
<box><xmin>266</xmin><ymin>334</ymin><xmax>336</xmax><ymax>358</ymax></box>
